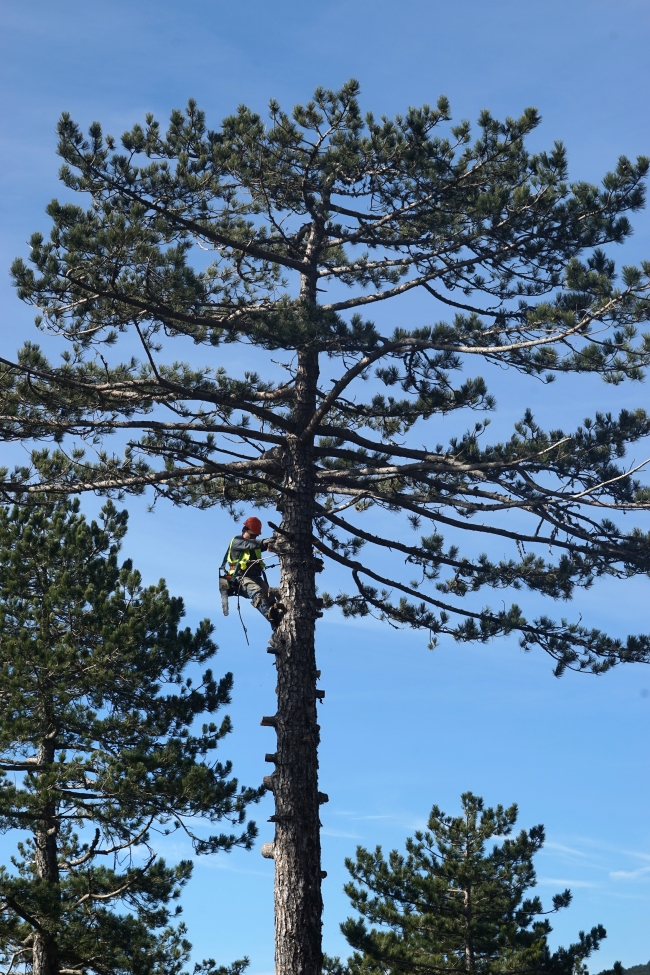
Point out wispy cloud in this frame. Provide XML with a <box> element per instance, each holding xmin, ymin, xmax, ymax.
<box><xmin>543</xmin><ymin>841</ymin><xmax>592</xmax><ymax>859</ymax></box>
<box><xmin>352</xmin><ymin>813</ymin><xmax>399</xmax><ymax>821</ymax></box>
<box><xmin>541</xmin><ymin>835</ymin><xmax>650</xmax><ymax>890</ymax></box>
<box><xmin>194</xmin><ymin>858</ymin><xmax>271</xmax><ymax>878</ymax></box>
<box><xmin>610</xmin><ymin>864</ymin><xmax>650</xmax><ymax>881</ymax></box>
<box><xmin>545</xmin><ymin>836</ymin><xmax>650</xmax><ymax>866</ymax></box>
<box><xmin>322</xmin><ymin>828</ymin><xmax>362</xmax><ymax>839</ymax></box>
<box><xmin>330</xmin><ymin>811</ymin><xmax>427</xmax><ymax>831</ymax></box>
<box><xmin>565</xmin><ymin>837</ymin><xmax>650</xmax><ymax>862</ymax></box>
<box><xmin>330</xmin><ymin>810</ymin><xmax>413</xmax><ymax>825</ymax></box>
<box><xmin>537</xmin><ymin>878</ymin><xmax>598</xmax><ymax>889</ymax></box>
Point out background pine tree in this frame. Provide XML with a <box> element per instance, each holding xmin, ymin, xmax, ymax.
<box><xmin>339</xmin><ymin>792</ymin><xmax>605</xmax><ymax>975</ymax></box>
<box><xmin>0</xmin><ymin>499</ymin><xmax>260</xmax><ymax>975</ymax></box>
<box><xmin>3</xmin><ymin>82</ymin><xmax>650</xmax><ymax>975</ymax></box>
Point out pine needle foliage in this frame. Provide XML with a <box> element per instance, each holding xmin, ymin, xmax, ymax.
<box><xmin>3</xmin><ymin>81</ymin><xmax>650</xmax><ymax>673</ymax></box>
<box><xmin>339</xmin><ymin>793</ymin><xmax>605</xmax><ymax>975</ymax></box>
<box><xmin>0</xmin><ymin>499</ymin><xmax>259</xmax><ymax>975</ymax></box>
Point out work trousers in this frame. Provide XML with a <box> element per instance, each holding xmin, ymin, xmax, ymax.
<box><xmin>237</xmin><ymin>576</ymin><xmax>275</xmax><ymax>620</ymax></box>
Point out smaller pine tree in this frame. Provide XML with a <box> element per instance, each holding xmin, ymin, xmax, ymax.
<box><xmin>339</xmin><ymin>793</ymin><xmax>605</xmax><ymax>975</ymax></box>
<box><xmin>0</xmin><ymin>499</ymin><xmax>261</xmax><ymax>975</ymax></box>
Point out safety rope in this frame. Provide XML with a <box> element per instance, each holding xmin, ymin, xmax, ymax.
<box><xmin>226</xmin><ymin>556</ymin><xmax>280</xmax><ymax>644</ymax></box>
<box><xmin>236</xmin><ymin>587</ymin><xmax>249</xmax><ymax>645</ymax></box>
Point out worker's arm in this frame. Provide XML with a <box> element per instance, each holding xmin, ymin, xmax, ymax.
<box><xmin>229</xmin><ymin>536</ymin><xmax>259</xmax><ymax>558</ymax></box>
<box><xmin>230</xmin><ymin>535</ymin><xmax>275</xmax><ymax>556</ymax></box>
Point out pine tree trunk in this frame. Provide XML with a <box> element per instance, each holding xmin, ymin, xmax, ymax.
<box><xmin>272</xmin><ymin>345</ymin><xmax>323</xmax><ymax>975</ymax></box>
<box><xmin>463</xmin><ymin>869</ymin><xmax>474</xmax><ymax>972</ymax></box>
<box><xmin>33</xmin><ymin>737</ymin><xmax>60</xmax><ymax>975</ymax></box>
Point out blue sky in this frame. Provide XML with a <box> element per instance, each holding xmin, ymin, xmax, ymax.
<box><xmin>1</xmin><ymin>0</ymin><xmax>650</xmax><ymax>972</ymax></box>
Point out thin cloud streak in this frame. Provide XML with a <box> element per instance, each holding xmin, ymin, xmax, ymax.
<box><xmin>322</xmin><ymin>829</ymin><xmax>362</xmax><ymax>839</ymax></box>
<box><xmin>537</xmin><ymin>878</ymin><xmax>599</xmax><ymax>889</ymax></box>
<box><xmin>610</xmin><ymin>865</ymin><xmax>650</xmax><ymax>880</ymax></box>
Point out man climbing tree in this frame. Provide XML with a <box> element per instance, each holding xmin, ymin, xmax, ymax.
<box><xmin>0</xmin><ymin>498</ymin><xmax>260</xmax><ymax>975</ymax></box>
<box><xmin>220</xmin><ymin>515</ymin><xmax>282</xmax><ymax>633</ymax></box>
<box><xmin>3</xmin><ymin>81</ymin><xmax>650</xmax><ymax>975</ymax></box>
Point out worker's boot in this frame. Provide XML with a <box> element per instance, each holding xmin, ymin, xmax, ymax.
<box><xmin>265</xmin><ymin>599</ymin><xmax>286</xmax><ymax>654</ymax></box>
<box><xmin>266</xmin><ymin>600</ymin><xmax>284</xmax><ymax>629</ymax></box>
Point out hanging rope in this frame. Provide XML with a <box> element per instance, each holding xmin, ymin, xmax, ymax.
<box><xmin>236</xmin><ymin>587</ymin><xmax>250</xmax><ymax>645</ymax></box>
<box><xmin>225</xmin><ymin>555</ymin><xmax>280</xmax><ymax>645</ymax></box>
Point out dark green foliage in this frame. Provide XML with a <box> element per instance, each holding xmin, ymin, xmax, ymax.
<box><xmin>0</xmin><ymin>499</ymin><xmax>259</xmax><ymax>974</ymax></box>
<box><xmin>4</xmin><ymin>82</ymin><xmax>650</xmax><ymax>673</ymax></box>
<box><xmin>595</xmin><ymin>965</ymin><xmax>625</xmax><ymax>975</ymax></box>
<box><xmin>322</xmin><ymin>956</ymin><xmax>349</xmax><ymax>975</ymax></box>
<box><xmin>339</xmin><ymin>793</ymin><xmax>605</xmax><ymax>975</ymax></box>
<box><xmin>596</xmin><ymin>964</ymin><xmax>650</xmax><ymax>975</ymax></box>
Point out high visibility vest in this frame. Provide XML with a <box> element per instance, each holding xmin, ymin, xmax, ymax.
<box><xmin>222</xmin><ymin>537</ymin><xmax>265</xmax><ymax>579</ymax></box>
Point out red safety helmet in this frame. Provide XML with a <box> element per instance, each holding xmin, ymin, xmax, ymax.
<box><xmin>243</xmin><ymin>516</ymin><xmax>262</xmax><ymax>535</ymax></box>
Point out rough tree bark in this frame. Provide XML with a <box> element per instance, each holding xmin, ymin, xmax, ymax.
<box><xmin>268</xmin><ymin>344</ymin><xmax>324</xmax><ymax>975</ymax></box>
<box><xmin>33</xmin><ymin>734</ymin><xmax>59</xmax><ymax>975</ymax></box>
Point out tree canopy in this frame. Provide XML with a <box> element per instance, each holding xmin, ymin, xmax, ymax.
<box><xmin>339</xmin><ymin>792</ymin><xmax>605</xmax><ymax>975</ymax></box>
<box><xmin>3</xmin><ymin>81</ymin><xmax>650</xmax><ymax>673</ymax></box>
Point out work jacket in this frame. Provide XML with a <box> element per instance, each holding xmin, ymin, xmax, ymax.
<box><xmin>222</xmin><ymin>535</ymin><xmax>271</xmax><ymax>580</ymax></box>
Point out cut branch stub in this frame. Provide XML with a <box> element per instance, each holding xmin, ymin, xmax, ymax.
<box><xmin>318</xmin><ymin>792</ymin><xmax>329</xmax><ymax>804</ymax></box>
<box><xmin>261</xmin><ymin>842</ymin><xmax>275</xmax><ymax>859</ymax></box>
<box><xmin>261</xmin><ymin>715</ymin><xmax>278</xmax><ymax>728</ymax></box>
<box><xmin>263</xmin><ymin>774</ymin><xmax>277</xmax><ymax>792</ymax></box>
<box><xmin>265</xmin><ymin>752</ymin><xmax>278</xmax><ymax>763</ymax></box>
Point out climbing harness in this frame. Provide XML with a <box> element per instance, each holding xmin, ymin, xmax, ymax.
<box><xmin>218</xmin><ymin>561</ymin><xmax>261</xmax><ymax>646</ymax></box>
<box><xmin>218</xmin><ymin>541</ymin><xmax>284</xmax><ymax>641</ymax></box>
<box><xmin>219</xmin><ymin>538</ymin><xmax>266</xmax><ymax>619</ymax></box>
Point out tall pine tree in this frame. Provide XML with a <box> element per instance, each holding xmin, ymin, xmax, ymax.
<box><xmin>340</xmin><ymin>792</ymin><xmax>605</xmax><ymax>975</ymax></box>
<box><xmin>3</xmin><ymin>81</ymin><xmax>650</xmax><ymax>975</ymax></box>
<box><xmin>0</xmin><ymin>499</ymin><xmax>259</xmax><ymax>975</ymax></box>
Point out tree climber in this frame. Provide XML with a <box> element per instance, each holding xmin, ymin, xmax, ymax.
<box><xmin>220</xmin><ymin>517</ymin><xmax>283</xmax><ymax>635</ymax></box>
